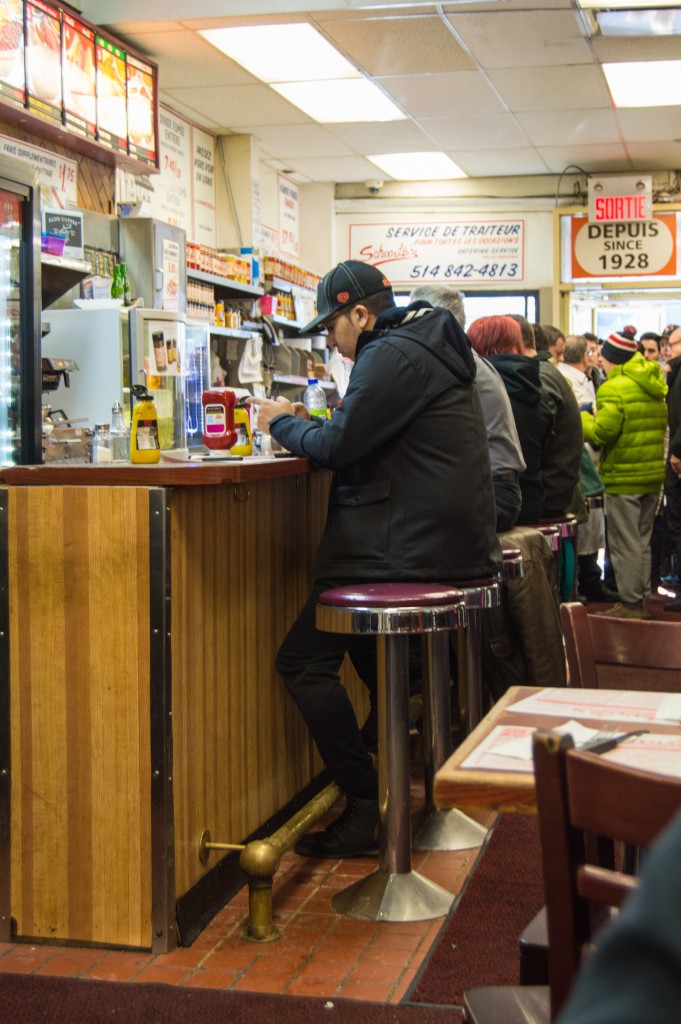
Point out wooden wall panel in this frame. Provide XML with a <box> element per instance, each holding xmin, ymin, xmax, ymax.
<box><xmin>8</xmin><ymin>487</ymin><xmax>151</xmax><ymax>946</ymax></box>
<box><xmin>171</xmin><ymin>478</ymin><xmax>316</xmax><ymax>897</ymax></box>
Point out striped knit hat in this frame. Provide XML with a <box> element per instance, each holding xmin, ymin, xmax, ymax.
<box><xmin>601</xmin><ymin>332</ymin><xmax>638</xmax><ymax>365</ymax></box>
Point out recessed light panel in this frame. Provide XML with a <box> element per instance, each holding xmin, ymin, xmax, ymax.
<box><xmin>273</xmin><ymin>79</ymin><xmax>407</xmax><ymax>123</ymax></box>
<box><xmin>604</xmin><ymin>60</ymin><xmax>681</xmax><ymax>106</ymax></box>
<box><xmin>368</xmin><ymin>151</ymin><xmax>467</xmax><ymax>180</ymax></box>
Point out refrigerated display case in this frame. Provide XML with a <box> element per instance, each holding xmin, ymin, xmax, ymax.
<box><xmin>0</xmin><ymin>155</ymin><xmax>41</xmax><ymax>467</ymax></box>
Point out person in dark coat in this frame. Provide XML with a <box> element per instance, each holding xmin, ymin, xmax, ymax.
<box><xmin>251</xmin><ymin>260</ymin><xmax>500</xmax><ymax>859</ymax></box>
<box><xmin>662</xmin><ymin>325</ymin><xmax>681</xmax><ymax>611</ymax></box>
<box><xmin>467</xmin><ymin>315</ymin><xmax>552</xmax><ymax>525</ymax></box>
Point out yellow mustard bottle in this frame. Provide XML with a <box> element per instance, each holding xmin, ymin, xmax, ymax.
<box><xmin>130</xmin><ymin>384</ymin><xmax>161</xmax><ymax>464</ymax></box>
<box><xmin>231</xmin><ymin>403</ymin><xmax>253</xmax><ymax>456</ymax></box>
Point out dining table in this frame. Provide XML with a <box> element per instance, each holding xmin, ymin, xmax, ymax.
<box><xmin>434</xmin><ymin>684</ymin><xmax>681</xmax><ymax>815</ymax></box>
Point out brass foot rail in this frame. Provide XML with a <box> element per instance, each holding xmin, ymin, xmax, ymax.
<box><xmin>198</xmin><ymin>782</ymin><xmax>341</xmax><ymax>942</ymax></box>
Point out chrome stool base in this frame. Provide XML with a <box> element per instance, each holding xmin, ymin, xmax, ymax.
<box><xmin>412</xmin><ymin>807</ymin><xmax>487</xmax><ymax>852</ymax></box>
<box><xmin>331</xmin><ymin>867</ymin><xmax>454</xmax><ymax>922</ymax></box>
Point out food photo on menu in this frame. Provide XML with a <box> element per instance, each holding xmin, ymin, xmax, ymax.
<box><xmin>62</xmin><ymin>13</ymin><xmax>96</xmax><ymax>133</ymax></box>
<box><xmin>96</xmin><ymin>36</ymin><xmax>127</xmax><ymax>148</ymax></box>
<box><xmin>25</xmin><ymin>0</ymin><xmax>63</xmax><ymax>115</ymax></box>
<box><xmin>0</xmin><ymin>0</ymin><xmax>24</xmax><ymax>100</ymax></box>
<box><xmin>127</xmin><ymin>55</ymin><xmax>156</xmax><ymax>160</ymax></box>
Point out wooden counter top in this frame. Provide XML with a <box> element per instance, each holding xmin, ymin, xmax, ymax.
<box><xmin>0</xmin><ymin>455</ymin><xmax>311</xmax><ymax>487</ymax></box>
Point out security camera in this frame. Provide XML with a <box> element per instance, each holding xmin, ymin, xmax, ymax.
<box><xmin>365</xmin><ymin>179</ymin><xmax>384</xmax><ymax>195</ymax></box>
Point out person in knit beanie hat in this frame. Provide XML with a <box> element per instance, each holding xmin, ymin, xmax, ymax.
<box><xmin>581</xmin><ymin>335</ymin><xmax>667</xmax><ymax>618</ymax></box>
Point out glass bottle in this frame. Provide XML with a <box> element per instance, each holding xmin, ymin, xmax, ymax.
<box><xmin>110</xmin><ymin>264</ymin><xmax>124</xmax><ymax>301</ymax></box>
<box><xmin>110</xmin><ymin>400</ymin><xmax>130</xmax><ymax>463</ymax></box>
<box><xmin>119</xmin><ymin>262</ymin><xmax>132</xmax><ymax>306</ymax></box>
<box><xmin>92</xmin><ymin>423</ymin><xmax>113</xmax><ymax>463</ymax></box>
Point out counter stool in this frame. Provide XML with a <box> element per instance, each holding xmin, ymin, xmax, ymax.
<box><xmin>540</xmin><ymin>514</ymin><xmax>578</xmax><ymax>601</ymax></box>
<box><xmin>500</xmin><ymin>544</ymin><xmax>525</xmax><ymax>581</ymax></box>
<box><xmin>316</xmin><ymin>582</ymin><xmax>467</xmax><ymax>922</ymax></box>
<box><xmin>413</xmin><ymin>574</ymin><xmax>501</xmax><ymax>853</ymax></box>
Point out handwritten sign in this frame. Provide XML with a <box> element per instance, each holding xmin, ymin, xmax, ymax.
<box><xmin>146</xmin><ymin>106</ymin><xmax>191</xmax><ymax>232</ymax></box>
<box><xmin>348</xmin><ymin>219</ymin><xmax>525</xmax><ymax>285</ymax></box>
<box><xmin>0</xmin><ymin>133</ymin><xmax>77</xmax><ymax>208</ymax></box>
<box><xmin>42</xmin><ymin>209</ymin><xmax>83</xmax><ymax>258</ymax></box>
<box><xmin>278</xmin><ymin>173</ymin><xmax>299</xmax><ymax>260</ymax></box>
<box><xmin>191</xmin><ymin>126</ymin><xmax>215</xmax><ymax>247</ymax></box>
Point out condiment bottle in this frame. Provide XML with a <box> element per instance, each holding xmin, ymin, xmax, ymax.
<box><xmin>130</xmin><ymin>384</ymin><xmax>161</xmax><ymax>464</ymax></box>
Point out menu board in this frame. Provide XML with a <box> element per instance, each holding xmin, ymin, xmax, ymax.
<box><xmin>62</xmin><ymin>11</ymin><xmax>95</xmax><ymax>138</ymax></box>
<box><xmin>0</xmin><ymin>0</ymin><xmax>24</xmax><ymax>106</ymax></box>
<box><xmin>127</xmin><ymin>52</ymin><xmax>155</xmax><ymax>166</ymax></box>
<box><xmin>96</xmin><ymin>35</ymin><xmax>127</xmax><ymax>153</ymax></box>
<box><xmin>25</xmin><ymin>0</ymin><xmax>62</xmax><ymax>124</ymax></box>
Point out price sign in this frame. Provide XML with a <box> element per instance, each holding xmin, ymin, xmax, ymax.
<box><xmin>278</xmin><ymin>173</ymin><xmax>299</xmax><ymax>260</ymax></box>
<box><xmin>571</xmin><ymin>214</ymin><xmax>677</xmax><ymax>279</ymax></box>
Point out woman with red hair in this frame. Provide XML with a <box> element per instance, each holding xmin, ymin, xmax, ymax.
<box><xmin>467</xmin><ymin>315</ymin><xmax>552</xmax><ymax>523</ymax></box>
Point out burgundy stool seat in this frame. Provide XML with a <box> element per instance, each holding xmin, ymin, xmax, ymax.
<box><xmin>539</xmin><ymin>513</ymin><xmax>578</xmax><ymax>539</ymax></box>
<box><xmin>316</xmin><ymin>582</ymin><xmax>467</xmax><ymax>922</ymax></box>
<box><xmin>533</xmin><ymin>523</ymin><xmax>561</xmax><ymax>552</ymax></box>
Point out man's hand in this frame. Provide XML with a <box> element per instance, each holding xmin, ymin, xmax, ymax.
<box><xmin>670</xmin><ymin>454</ymin><xmax>681</xmax><ymax>477</ymax></box>
<box><xmin>249</xmin><ymin>395</ymin><xmax>296</xmax><ymax>434</ymax></box>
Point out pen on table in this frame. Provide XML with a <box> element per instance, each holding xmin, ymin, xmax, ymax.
<box><xmin>585</xmin><ymin>729</ymin><xmax>649</xmax><ymax>754</ymax></box>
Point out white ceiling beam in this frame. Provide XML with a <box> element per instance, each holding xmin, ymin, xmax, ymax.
<box><xmin>81</xmin><ymin>0</ymin><xmax>438</xmax><ymax>27</ymax></box>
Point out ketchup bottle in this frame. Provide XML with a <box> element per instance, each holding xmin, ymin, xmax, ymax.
<box><xmin>202</xmin><ymin>388</ymin><xmax>237</xmax><ymax>451</ymax></box>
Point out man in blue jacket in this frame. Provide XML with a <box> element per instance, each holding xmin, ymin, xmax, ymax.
<box><xmin>252</xmin><ymin>260</ymin><xmax>500</xmax><ymax>858</ymax></box>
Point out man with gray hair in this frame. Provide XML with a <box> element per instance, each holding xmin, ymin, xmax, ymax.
<box><xmin>410</xmin><ymin>283</ymin><xmax>525</xmax><ymax>531</ymax></box>
<box><xmin>560</xmin><ymin>336</ymin><xmax>618</xmax><ymax>603</ymax></box>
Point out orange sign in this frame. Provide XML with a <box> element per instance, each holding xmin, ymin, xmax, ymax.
<box><xmin>571</xmin><ymin>214</ymin><xmax>677</xmax><ymax>279</ymax></box>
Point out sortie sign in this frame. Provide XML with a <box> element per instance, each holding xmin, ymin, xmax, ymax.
<box><xmin>587</xmin><ymin>175</ymin><xmax>652</xmax><ymax>224</ymax></box>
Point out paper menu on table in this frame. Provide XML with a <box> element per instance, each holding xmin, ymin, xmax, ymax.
<box><xmin>602</xmin><ymin>732</ymin><xmax>681</xmax><ymax>779</ymax></box>
<box><xmin>506</xmin><ymin>688</ymin><xmax>675</xmax><ymax>725</ymax></box>
<box><xmin>460</xmin><ymin>720</ymin><xmax>597</xmax><ymax>773</ymax></box>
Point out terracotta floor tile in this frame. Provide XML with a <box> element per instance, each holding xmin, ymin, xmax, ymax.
<box><xmin>183</xmin><ymin>968</ymin><xmax>241</xmax><ymax>989</ymax></box>
<box><xmin>337</xmin><ymin>976</ymin><xmax>395</xmax><ymax>1001</ymax></box>
<box><xmin>151</xmin><ymin>948</ymin><xmax>208</xmax><ymax>969</ymax></box>
<box><xmin>285</xmin><ymin>975</ymin><xmax>338</xmax><ymax>997</ymax></box>
<box><xmin>83</xmin><ymin>952</ymin><xmax>152</xmax><ymax>983</ymax></box>
<box><xmin>133</xmin><ymin>964</ymin><xmax>193</xmax><ymax>986</ymax></box>
<box><xmin>232</xmin><ymin>972</ymin><xmax>289</xmax><ymax>994</ymax></box>
<box><xmin>201</xmin><ymin>946</ymin><xmax>263</xmax><ymax>971</ymax></box>
<box><xmin>0</xmin><ymin>947</ymin><xmax>61</xmax><ymax>973</ymax></box>
<box><xmin>390</xmin><ymin>966</ymin><xmax>419</xmax><ymax>1002</ymax></box>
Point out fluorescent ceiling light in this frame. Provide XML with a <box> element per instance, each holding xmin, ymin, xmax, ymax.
<box><xmin>598</xmin><ymin>9</ymin><xmax>681</xmax><ymax>35</ymax></box>
<box><xmin>604</xmin><ymin>60</ymin><xmax>681</xmax><ymax>107</ymax></box>
<box><xmin>578</xmin><ymin>0</ymin><xmax>681</xmax><ymax>7</ymax></box>
<box><xmin>273</xmin><ymin>79</ymin><xmax>406</xmax><ymax>122</ymax></box>
<box><xmin>368</xmin><ymin>151</ymin><xmax>467</xmax><ymax>180</ymax></box>
<box><xmin>199</xmin><ymin>24</ymin><xmax>360</xmax><ymax>83</ymax></box>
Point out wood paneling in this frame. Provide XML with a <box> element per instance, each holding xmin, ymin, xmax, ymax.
<box><xmin>8</xmin><ymin>487</ymin><xmax>151</xmax><ymax>947</ymax></box>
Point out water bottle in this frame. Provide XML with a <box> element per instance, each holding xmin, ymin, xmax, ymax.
<box><xmin>110</xmin><ymin>400</ymin><xmax>130</xmax><ymax>462</ymax></box>
<box><xmin>303</xmin><ymin>378</ymin><xmax>328</xmax><ymax>420</ymax></box>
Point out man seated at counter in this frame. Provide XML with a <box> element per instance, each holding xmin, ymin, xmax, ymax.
<box><xmin>251</xmin><ymin>260</ymin><xmax>501</xmax><ymax>859</ymax></box>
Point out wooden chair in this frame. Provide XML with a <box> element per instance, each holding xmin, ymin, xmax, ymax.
<box><xmin>562</xmin><ymin>600</ymin><xmax>681</xmax><ymax>691</ymax></box>
<box><xmin>463</xmin><ymin>730</ymin><xmax>681</xmax><ymax>1024</ymax></box>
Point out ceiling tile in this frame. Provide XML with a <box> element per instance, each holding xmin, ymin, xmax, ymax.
<box><xmin>539</xmin><ymin>144</ymin><xmax>630</xmax><ymax>174</ymax></box>
<box><xmin>616</xmin><ymin>107</ymin><xmax>681</xmax><ymax>143</ymax></box>
<box><xmin>418</xmin><ymin>114</ymin><xmax>530</xmax><ymax>150</ymax></box>
<box><xmin>516</xmin><ymin>109</ymin><xmax>620</xmax><ymax>147</ymax></box>
<box><xmin>446</xmin><ymin>11</ymin><xmax>592</xmax><ymax>69</ymax></box>
<box><xmin>377</xmin><ymin>72</ymin><xmax>504</xmax><ymax>118</ymax></box>
<box><xmin>453</xmin><ymin>148</ymin><xmax>550</xmax><ymax>178</ymax></box>
<box><xmin>626</xmin><ymin>141</ymin><xmax>681</xmax><ymax>170</ymax></box>
<box><xmin>117</xmin><ymin>29</ymin><xmax>256</xmax><ymax>88</ymax></box>
<box><xmin>157</xmin><ymin>91</ymin><xmax>223</xmax><ymax>132</ymax></box>
<box><xmin>162</xmin><ymin>84</ymin><xmax>313</xmax><ymax>129</ymax></box>
<box><xmin>592</xmin><ymin>35</ymin><xmax>681</xmax><ymax>62</ymax></box>
<box><xmin>241</xmin><ymin>123</ymin><xmax>354</xmax><ymax>159</ymax></box>
<box><xmin>325</xmin><ymin>119</ymin><xmax>434</xmax><ymax>153</ymax></box>
<box><xmin>280</xmin><ymin>155</ymin><xmax>386</xmax><ymax>182</ymax></box>
<box><xmin>319</xmin><ymin>15</ymin><xmax>475</xmax><ymax>76</ymax></box>
<box><xmin>489</xmin><ymin>66</ymin><xmax>611</xmax><ymax>113</ymax></box>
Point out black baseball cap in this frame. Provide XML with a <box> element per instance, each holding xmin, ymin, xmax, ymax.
<box><xmin>301</xmin><ymin>260</ymin><xmax>393</xmax><ymax>333</ymax></box>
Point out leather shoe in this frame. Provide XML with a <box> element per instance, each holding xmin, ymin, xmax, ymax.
<box><xmin>294</xmin><ymin>795</ymin><xmax>379</xmax><ymax>858</ymax></box>
<box><xmin>593</xmin><ymin>602</ymin><xmax>651</xmax><ymax>620</ymax></box>
<box><xmin>580</xmin><ymin>584</ymin><xmax>620</xmax><ymax>603</ymax></box>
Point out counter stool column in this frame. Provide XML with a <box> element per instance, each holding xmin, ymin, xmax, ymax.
<box><xmin>539</xmin><ymin>515</ymin><xmax>578</xmax><ymax>601</ymax></box>
<box><xmin>414</xmin><ymin>575</ymin><xmax>502</xmax><ymax>853</ymax></box>
<box><xmin>316</xmin><ymin>582</ymin><xmax>466</xmax><ymax>922</ymax></box>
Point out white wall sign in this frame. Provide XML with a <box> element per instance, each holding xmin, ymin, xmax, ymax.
<box><xmin>0</xmin><ymin>133</ymin><xmax>77</xmax><ymax>208</ymax></box>
<box><xmin>278</xmin><ymin>173</ymin><xmax>299</xmax><ymax>260</ymax></box>
<box><xmin>161</xmin><ymin>237</ymin><xmax>180</xmax><ymax>310</ymax></box>
<box><xmin>191</xmin><ymin>126</ymin><xmax>216</xmax><ymax>247</ymax></box>
<box><xmin>570</xmin><ymin>214</ymin><xmax>677</xmax><ymax>279</ymax></box>
<box><xmin>348</xmin><ymin>219</ymin><xmax>525</xmax><ymax>285</ymax></box>
<box><xmin>146</xmin><ymin>106</ymin><xmax>191</xmax><ymax>232</ymax></box>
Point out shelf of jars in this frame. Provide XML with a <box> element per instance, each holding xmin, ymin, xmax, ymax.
<box><xmin>186</xmin><ymin>267</ymin><xmax>264</xmax><ymax>297</ymax></box>
<box><xmin>186</xmin><ymin>321</ymin><xmax>254</xmax><ymax>339</ymax></box>
<box><xmin>272</xmin><ymin>374</ymin><xmax>336</xmax><ymax>391</ymax></box>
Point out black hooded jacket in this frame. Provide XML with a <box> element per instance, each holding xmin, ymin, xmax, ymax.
<box><xmin>486</xmin><ymin>353</ymin><xmax>552</xmax><ymax>524</ymax></box>
<box><xmin>270</xmin><ymin>302</ymin><xmax>501</xmax><ymax>583</ymax></box>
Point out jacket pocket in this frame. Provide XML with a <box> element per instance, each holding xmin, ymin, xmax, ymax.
<box><xmin>325</xmin><ymin>480</ymin><xmax>391</xmax><ymax>564</ymax></box>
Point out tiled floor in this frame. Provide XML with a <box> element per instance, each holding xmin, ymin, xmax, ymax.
<box><xmin>0</xmin><ymin>786</ymin><xmax>494</xmax><ymax>1004</ymax></box>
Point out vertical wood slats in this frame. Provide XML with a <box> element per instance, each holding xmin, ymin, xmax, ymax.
<box><xmin>9</xmin><ymin>487</ymin><xmax>151</xmax><ymax>947</ymax></box>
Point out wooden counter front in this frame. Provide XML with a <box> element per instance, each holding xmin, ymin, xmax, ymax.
<box><xmin>0</xmin><ymin>462</ymin><xmax>367</xmax><ymax>951</ymax></box>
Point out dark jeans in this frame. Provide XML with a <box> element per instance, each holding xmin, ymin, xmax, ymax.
<box><xmin>276</xmin><ymin>581</ymin><xmax>379</xmax><ymax>800</ymax></box>
<box><xmin>665</xmin><ymin>471</ymin><xmax>681</xmax><ymax>585</ymax></box>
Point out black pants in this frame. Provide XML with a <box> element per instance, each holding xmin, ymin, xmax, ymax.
<box><xmin>665</xmin><ymin>470</ymin><xmax>681</xmax><ymax>584</ymax></box>
<box><xmin>277</xmin><ymin>581</ymin><xmax>379</xmax><ymax>800</ymax></box>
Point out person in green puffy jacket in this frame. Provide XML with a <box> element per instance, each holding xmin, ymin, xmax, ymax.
<box><xmin>581</xmin><ymin>332</ymin><xmax>667</xmax><ymax>619</ymax></box>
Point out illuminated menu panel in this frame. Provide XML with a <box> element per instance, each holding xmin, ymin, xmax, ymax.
<box><xmin>127</xmin><ymin>52</ymin><xmax>155</xmax><ymax>166</ymax></box>
<box><xmin>96</xmin><ymin>35</ymin><xmax>127</xmax><ymax>153</ymax></box>
<box><xmin>25</xmin><ymin>0</ymin><xmax>62</xmax><ymax>124</ymax></box>
<box><xmin>0</xmin><ymin>0</ymin><xmax>24</xmax><ymax>107</ymax></box>
<box><xmin>62</xmin><ymin>10</ymin><xmax>95</xmax><ymax>138</ymax></box>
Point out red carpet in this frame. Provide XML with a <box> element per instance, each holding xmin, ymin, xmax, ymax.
<box><xmin>408</xmin><ymin>814</ymin><xmax>544</xmax><ymax>1006</ymax></box>
<box><xmin>0</xmin><ymin>973</ymin><xmax>461</xmax><ymax>1023</ymax></box>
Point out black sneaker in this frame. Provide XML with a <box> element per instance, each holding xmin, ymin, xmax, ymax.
<box><xmin>294</xmin><ymin>795</ymin><xmax>379</xmax><ymax>858</ymax></box>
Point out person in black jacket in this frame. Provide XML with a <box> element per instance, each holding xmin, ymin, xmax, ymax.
<box><xmin>251</xmin><ymin>260</ymin><xmax>500</xmax><ymax>859</ymax></box>
<box><xmin>662</xmin><ymin>325</ymin><xmax>681</xmax><ymax>611</ymax></box>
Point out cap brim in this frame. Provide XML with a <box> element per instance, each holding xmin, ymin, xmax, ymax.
<box><xmin>299</xmin><ymin>311</ymin><xmax>330</xmax><ymax>335</ymax></box>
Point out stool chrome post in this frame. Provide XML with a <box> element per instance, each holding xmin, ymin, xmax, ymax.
<box><xmin>316</xmin><ymin>583</ymin><xmax>466</xmax><ymax>922</ymax></box>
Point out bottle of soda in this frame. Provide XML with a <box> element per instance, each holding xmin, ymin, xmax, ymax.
<box><xmin>119</xmin><ymin>262</ymin><xmax>132</xmax><ymax>306</ymax></box>
<box><xmin>110</xmin><ymin>264</ymin><xmax>124</xmax><ymax>301</ymax></box>
<box><xmin>303</xmin><ymin>378</ymin><xmax>328</xmax><ymax>420</ymax></box>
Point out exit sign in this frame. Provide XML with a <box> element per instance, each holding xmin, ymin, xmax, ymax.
<box><xmin>588</xmin><ymin>175</ymin><xmax>652</xmax><ymax>223</ymax></box>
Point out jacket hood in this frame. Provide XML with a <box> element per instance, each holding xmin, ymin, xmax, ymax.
<box><xmin>609</xmin><ymin>351</ymin><xmax>668</xmax><ymax>401</ymax></box>
<box><xmin>357</xmin><ymin>301</ymin><xmax>476</xmax><ymax>385</ymax></box>
<box><xmin>486</xmin><ymin>353</ymin><xmax>543</xmax><ymax>406</ymax></box>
